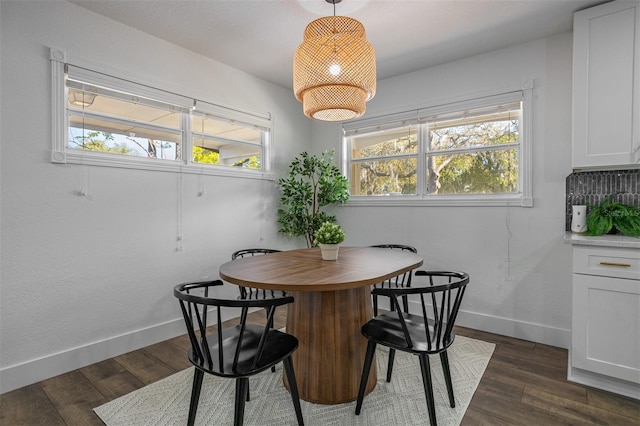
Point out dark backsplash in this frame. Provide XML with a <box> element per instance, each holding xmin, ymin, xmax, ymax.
<box><xmin>565</xmin><ymin>169</ymin><xmax>640</xmax><ymax>231</ymax></box>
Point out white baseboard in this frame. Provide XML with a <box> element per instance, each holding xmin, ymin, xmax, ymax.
<box><xmin>0</xmin><ymin>308</ymin><xmax>241</xmax><ymax>395</ymax></box>
<box><xmin>377</xmin><ymin>298</ymin><xmax>571</xmax><ymax>349</ymax></box>
<box><xmin>0</xmin><ymin>317</ymin><xmax>186</xmax><ymax>394</ymax></box>
<box><xmin>456</xmin><ymin>309</ymin><xmax>571</xmax><ymax>349</ymax></box>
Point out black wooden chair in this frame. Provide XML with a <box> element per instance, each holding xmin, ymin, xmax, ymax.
<box><xmin>369</xmin><ymin>244</ymin><xmax>418</xmax><ymax>381</ymax></box>
<box><xmin>231</xmin><ymin>249</ymin><xmax>285</xmax><ymax>373</ymax></box>
<box><xmin>174</xmin><ymin>280</ymin><xmax>304</xmax><ymax>426</ymax></box>
<box><xmin>231</xmin><ymin>249</ymin><xmax>286</xmax><ymax>300</ymax></box>
<box><xmin>355</xmin><ymin>270</ymin><xmax>470</xmax><ymax>426</ymax></box>
<box><xmin>369</xmin><ymin>244</ymin><xmax>417</xmax><ymax>315</ymax></box>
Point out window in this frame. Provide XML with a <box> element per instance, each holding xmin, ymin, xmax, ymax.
<box><xmin>343</xmin><ymin>86</ymin><xmax>532</xmax><ymax>206</ymax></box>
<box><xmin>51</xmin><ymin>49</ymin><xmax>272</xmax><ymax>179</ymax></box>
<box><xmin>67</xmin><ymin>80</ymin><xmax>183</xmax><ymax>161</ymax></box>
<box><xmin>191</xmin><ymin>112</ymin><xmax>263</xmax><ymax>169</ymax></box>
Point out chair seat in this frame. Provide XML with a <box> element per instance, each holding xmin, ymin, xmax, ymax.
<box><xmin>361</xmin><ymin>312</ymin><xmax>455</xmax><ymax>355</ymax></box>
<box><xmin>189</xmin><ymin>325</ymin><xmax>299</xmax><ymax>378</ymax></box>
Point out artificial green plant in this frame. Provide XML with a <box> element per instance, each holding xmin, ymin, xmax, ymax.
<box><xmin>586</xmin><ymin>196</ymin><xmax>640</xmax><ymax>237</ymax></box>
<box><xmin>277</xmin><ymin>150</ymin><xmax>350</xmax><ymax>247</ymax></box>
<box><xmin>314</xmin><ymin>222</ymin><xmax>346</xmax><ymax>245</ymax></box>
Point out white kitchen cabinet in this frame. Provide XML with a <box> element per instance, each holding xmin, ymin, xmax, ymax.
<box><xmin>572</xmin><ymin>1</ymin><xmax>640</xmax><ymax>169</ymax></box>
<box><xmin>569</xmin><ymin>245</ymin><xmax>640</xmax><ymax>399</ymax></box>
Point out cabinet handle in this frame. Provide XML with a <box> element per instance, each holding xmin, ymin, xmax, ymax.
<box><xmin>599</xmin><ymin>261</ymin><xmax>631</xmax><ymax>267</ymax></box>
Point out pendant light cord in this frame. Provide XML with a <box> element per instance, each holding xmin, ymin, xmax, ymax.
<box><xmin>326</xmin><ymin>0</ymin><xmax>340</xmax><ymax>16</ymax></box>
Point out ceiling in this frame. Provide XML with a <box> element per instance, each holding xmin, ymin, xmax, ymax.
<box><xmin>69</xmin><ymin>0</ymin><xmax>605</xmax><ymax>90</ymax></box>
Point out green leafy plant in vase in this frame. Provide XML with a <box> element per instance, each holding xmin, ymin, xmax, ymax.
<box><xmin>314</xmin><ymin>222</ymin><xmax>345</xmax><ymax>260</ymax></box>
<box><xmin>586</xmin><ymin>196</ymin><xmax>640</xmax><ymax>237</ymax></box>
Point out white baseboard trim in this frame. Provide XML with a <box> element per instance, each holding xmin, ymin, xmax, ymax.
<box><xmin>377</xmin><ymin>299</ymin><xmax>571</xmax><ymax>349</ymax></box>
<box><xmin>456</xmin><ymin>309</ymin><xmax>571</xmax><ymax>349</ymax></box>
<box><xmin>0</xmin><ymin>308</ymin><xmax>241</xmax><ymax>395</ymax></box>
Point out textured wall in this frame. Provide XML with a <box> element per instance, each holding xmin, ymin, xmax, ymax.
<box><xmin>314</xmin><ymin>33</ymin><xmax>576</xmax><ymax>350</ymax></box>
<box><xmin>0</xmin><ymin>1</ymin><xmax>308</xmax><ymax>393</ymax></box>
<box><xmin>1</xmin><ymin>1</ymin><xmax>585</xmax><ymax>394</ymax></box>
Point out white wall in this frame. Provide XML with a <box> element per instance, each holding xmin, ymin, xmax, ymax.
<box><xmin>1</xmin><ymin>0</ymin><xmax>575</xmax><ymax>395</ymax></box>
<box><xmin>313</xmin><ymin>34</ymin><xmax>575</xmax><ymax>349</ymax></box>
<box><xmin>0</xmin><ymin>0</ymin><xmax>310</xmax><ymax>393</ymax></box>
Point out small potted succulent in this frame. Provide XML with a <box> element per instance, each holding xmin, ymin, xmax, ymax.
<box><xmin>314</xmin><ymin>222</ymin><xmax>346</xmax><ymax>260</ymax></box>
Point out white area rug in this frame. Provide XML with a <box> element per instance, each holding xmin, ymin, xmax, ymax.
<box><xmin>94</xmin><ymin>335</ymin><xmax>494</xmax><ymax>426</ymax></box>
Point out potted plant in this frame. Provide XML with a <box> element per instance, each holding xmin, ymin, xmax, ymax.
<box><xmin>586</xmin><ymin>196</ymin><xmax>640</xmax><ymax>237</ymax></box>
<box><xmin>314</xmin><ymin>222</ymin><xmax>345</xmax><ymax>260</ymax></box>
<box><xmin>277</xmin><ymin>150</ymin><xmax>350</xmax><ymax>247</ymax></box>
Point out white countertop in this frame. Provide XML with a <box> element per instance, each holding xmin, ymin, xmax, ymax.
<box><xmin>564</xmin><ymin>232</ymin><xmax>640</xmax><ymax>249</ymax></box>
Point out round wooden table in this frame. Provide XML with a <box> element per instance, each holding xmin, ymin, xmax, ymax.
<box><xmin>219</xmin><ymin>246</ymin><xmax>423</xmax><ymax>404</ymax></box>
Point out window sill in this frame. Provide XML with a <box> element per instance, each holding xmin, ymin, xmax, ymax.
<box><xmin>345</xmin><ymin>193</ymin><xmax>532</xmax><ymax>207</ymax></box>
<box><xmin>51</xmin><ymin>150</ymin><xmax>275</xmax><ymax>180</ymax></box>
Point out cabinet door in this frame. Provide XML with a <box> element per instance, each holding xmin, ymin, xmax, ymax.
<box><xmin>572</xmin><ymin>273</ymin><xmax>640</xmax><ymax>384</ymax></box>
<box><xmin>572</xmin><ymin>1</ymin><xmax>640</xmax><ymax>169</ymax></box>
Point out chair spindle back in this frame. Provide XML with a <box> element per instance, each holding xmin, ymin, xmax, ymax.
<box><xmin>175</xmin><ymin>280</ymin><xmax>292</xmax><ymax>373</ymax></box>
<box><xmin>370</xmin><ymin>244</ymin><xmax>417</xmax><ymax>290</ymax></box>
<box><xmin>375</xmin><ymin>270</ymin><xmax>469</xmax><ymax>352</ymax></box>
<box><xmin>231</xmin><ymin>249</ymin><xmax>285</xmax><ymax>299</ymax></box>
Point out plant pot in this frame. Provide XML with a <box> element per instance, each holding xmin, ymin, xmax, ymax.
<box><xmin>319</xmin><ymin>243</ymin><xmax>340</xmax><ymax>260</ymax></box>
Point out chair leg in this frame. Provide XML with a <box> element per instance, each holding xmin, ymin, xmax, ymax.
<box><xmin>386</xmin><ymin>349</ymin><xmax>396</xmax><ymax>382</ymax></box>
<box><xmin>266</xmin><ymin>308</ymin><xmax>275</xmax><ymax>330</ymax></box>
<box><xmin>373</xmin><ymin>294</ymin><xmax>379</xmax><ymax>316</ymax></box>
<box><xmin>418</xmin><ymin>354</ymin><xmax>437</xmax><ymax>426</ymax></box>
<box><xmin>402</xmin><ymin>295</ymin><xmax>409</xmax><ymax>312</ymax></box>
<box><xmin>266</xmin><ymin>309</ymin><xmax>277</xmax><ymax>373</ymax></box>
<box><xmin>246</xmin><ymin>380</ymin><xmax>250</xmax><ymax>402</ymax></box>
<box><xmin>355</xmin><ymin>340</ymin><xmax>377</xmax><ymax>415</ymax></box>
<box><xmin>440</xmin><ymin>350</ymin><xmax>455</xmax><ymax>407</ymax></box>
<box><xmin>283</xmin><ymin>356</ymin><xmax>304</xmax><ymax>426</ymax></box>
<box><xmin>234</xmin><ymin>378</ymin><xmax>249</xmax><ymax>426</ymax></box>
<box><xmin>187</xmin><ymin>368</ymin><xmax>205</xmax><ymax>426</ymax></box>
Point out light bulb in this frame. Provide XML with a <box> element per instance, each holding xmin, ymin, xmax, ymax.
<box><xmin>329</xmin><ymin>63</ymin><xmax>341</xmax><ymax>76</ymax></box>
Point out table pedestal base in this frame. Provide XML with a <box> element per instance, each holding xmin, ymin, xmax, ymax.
<box><xmin>284</xmin><ymin>287</ymin><xmax>377</xmax><ymax>404</ymax></box>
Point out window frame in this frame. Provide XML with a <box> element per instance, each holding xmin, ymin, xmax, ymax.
<box><xmin>342</xmin><ymin>82</ymin><xmax>533</xmax><ymax>207</ymax></box>
<box><xmin>50</xmin><ymin>48</ymin><xmax>274</xmax><ymax>180</ymax></box>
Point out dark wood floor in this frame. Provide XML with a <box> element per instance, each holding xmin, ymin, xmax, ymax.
<box><xmin>2</xmin><ymin>308</ymin><xmax>639</xmax><ymax>425</ymax></box>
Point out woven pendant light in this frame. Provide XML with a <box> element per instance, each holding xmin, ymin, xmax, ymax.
<box><xmin>293</xmin><ymin>0</ymin><xmax>376</xmax><ymax>121</ymax></box>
